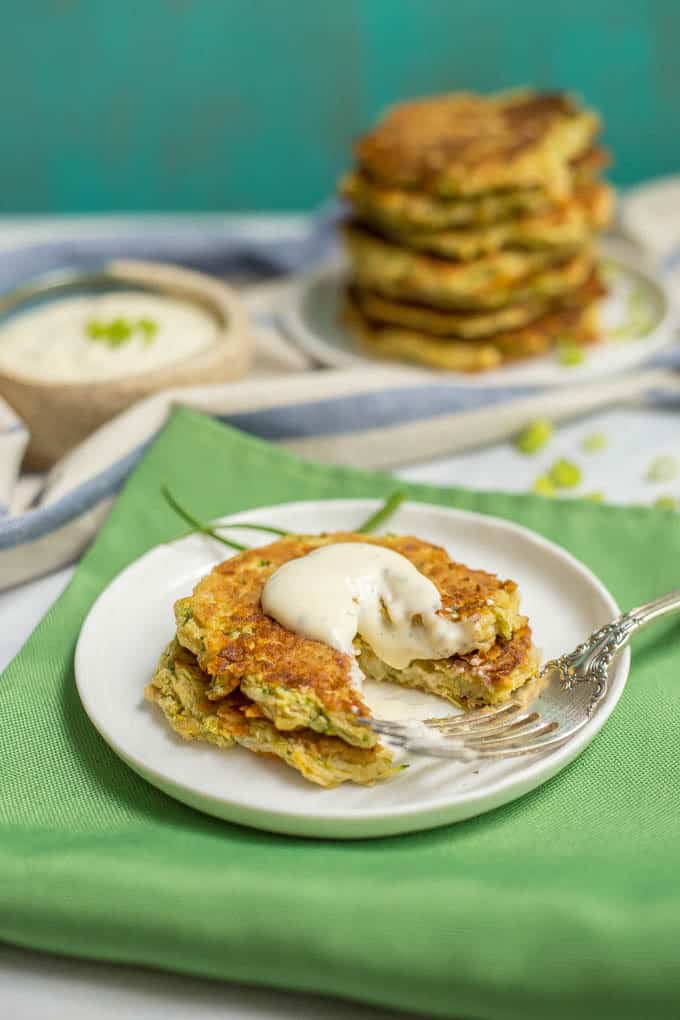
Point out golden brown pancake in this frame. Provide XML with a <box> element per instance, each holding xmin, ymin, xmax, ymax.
<box><xmin>174</xmin><ymin>532</ymin><xmax>526</xmax><ymax>748</ymax></box>
<box><xmin>571</xmin><ymin>145</ymin><xmax>610</xmax><ymax>180</ymax></box>
<box><xmin>343</xmin><ymin>223</ymin><xmax>593</xmax><ymax>310</ymax></box>
<box><xmin>359</xmin><ymin>623</ymin><xmax>538</xmax><ymax>709</ymax></box>
<box><xmin>353</xmin><ymin>270</ymin><xmax>605</xmax><ymax>339</ymax></box>
<box><xmin>341</xmin><ymin>146</ymin><xmax>611</xmax><ymax>234</ymax></box>
<box><xmin>343</xmin><ymin>294</ymin><xmax>600</xmax><ymax>371</ymax></box>
<box><xmin>376</xmin><ymin>182</ymin><xmax>613</xmax><ymax>260</ymax></box>
<box><xmin>355</xmin><ymin>90</ymin><xmax>599</xmax><ymax>198</ymax></box>
<box><xmin>145</xmin><ymin>640</ymin><xmax>397</xmax><ymax>788</ymax></box>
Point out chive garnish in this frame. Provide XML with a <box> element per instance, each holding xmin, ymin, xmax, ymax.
<box><xmin>162</xmin><ymin>485</ymin><xmax>247</xmax><ymax>551</ymax></box>
<box><xmin>162</xmin><ymin>486</ymin><xmax>289</xmax><ymax>550</ymax></box>
<box><xmin>357</xmin><ymin>491</ymin><xmax>406</xmax><ymax>533</ymax></box>
<box><xmin>162</xmin><ymin>487</ymin><xmax>406</xmax><ymax>550</ymax></box>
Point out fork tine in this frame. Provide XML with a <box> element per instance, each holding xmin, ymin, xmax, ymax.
<box><xmin>364</xmin><ymin>719</ymin><xmax>413</xmax><ymax>741</ymax></box>
<box><xmin>426</xmin><ymin>702</ymin><xmax>524</xmax><ymax>732</ymax></box>
<box><xmin>361</xmin><ymin>702</ymin><xmax>532</xmax><ymax>743</ymax></box>
<box><xmin>462</xmin><ymin>718</ymin><xmax>559</xmax><ymax>749</ymax></box>
<box><xmin>403</xmin><ymin>726</ymin><xmax>566</xmax><ymax>761</ymax></box>
<box><xmin>467</xmin><ymin>726</ymin><xmax>572</xmax><ymax>758</ymax></box>
<box><xmin>434</xmin><ymin>709</ymin><xmax>540</xmax><ymax>738</ymax></box>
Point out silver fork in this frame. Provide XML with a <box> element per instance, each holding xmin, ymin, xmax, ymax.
<box><xmin>361</xmin><ymin>587</ymin><xmax>680</xmax><ymax>760</ymax></box>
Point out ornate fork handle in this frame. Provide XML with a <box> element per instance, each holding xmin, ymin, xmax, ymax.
<box><xmin>543</xmin><ymin>587</ymin><xmax>680</xmax><ymax>714</ymax></box>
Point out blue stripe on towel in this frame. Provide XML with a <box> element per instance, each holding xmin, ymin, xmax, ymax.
<box><xmin>0</xmin><ymin>382</ymin><xmax>528</xmax><ymax>550</ymax></box>
<box><xmin>0</xmin><ymin>440</ymin><xmax>151</xmax><ymax>550</ymax></box>
<box><xmin>220</xmin><ymin>384</ymin><xmax>530</xmax><ymax>440</ymax></box>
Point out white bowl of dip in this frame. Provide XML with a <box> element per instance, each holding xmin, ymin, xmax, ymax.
<box><xmin>0</xmin><ymin>259</ymin><xmax>251</xmax><ymax>468</ymax></box>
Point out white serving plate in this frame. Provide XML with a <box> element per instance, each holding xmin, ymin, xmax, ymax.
<box><xmin>75</xmin><ymin>499</ymin><xmax>628</xmax><ymax>839</ymax></box>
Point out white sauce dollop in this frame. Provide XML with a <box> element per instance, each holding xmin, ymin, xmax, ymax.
<box><xmin>0</xmin><ymin>292</ymin><xmax>217</xmax><ymax>383</ymax></box>
<box><xmin>261</xmin><ymin>542</ymin><xmax>476</xmax><ymax>672</ymax></box>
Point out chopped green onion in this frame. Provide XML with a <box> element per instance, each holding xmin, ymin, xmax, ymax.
<box><xmin>558</xmin><ymin>343</ymin><xmax>586</xmax><ymax>367</ymax></box>
<box><xmin>514</xmin><ymin>418</ymin><xmax>553</xmax><ymax>455</ymax></box>
<box><xmin>85</xmin><ymin>316</ymin><xmax>159</xmax><ymax>348</ymax></box>
<box><xmin>138</xmin><ymin>317</ymin><xmax>158</xmax><ymax>337</ymax></box>
<box><xmin>548</xmin><ymin>458</ymin><xmax>582</xmax><ymax>489</ymax></box>
<box><xmin>646</xmin><ymin>455</ymin><xmax>679</xmax><ymax>483</ymax></box>
<box><xmin>599</xmin><ymin>258</ymin><xmax>620</xmax><ymax>284</ymax></box>
<box><xmin>107</xmin><ymin>318</ymin><xmax>133</xmax><ymax>345</ymax></box>
<box><xmin>628</xmin><ymin>285</ymin><xmax>647</xmax><ymax>316</ymax></box>
<box><xmin>608</xmin><ymin>286</ymin><xmax>656</xmax><ymax>341</ymax></box>
<box><xmin>532</xmin><ymin>475</ymin><xmax>556</xmax><ymax>498</ymax></box>
<box><xmin>654</xmin><ymin>495</ymin><xmax>678</xmax><ymax>511</ymax></box>
<box><xmin>582</xmin><ymin>432</ymin><xmax>607</xmax><ymax>453</ymax></box>
<box><xmin>138</xmin><ymin>318</ymin><xmax>158</xmax><ymax>346</ymax></box>
<box><xmin>607</xmin><ymin>322</ymin><xmax>635</xmax><ymax>341</ymax></box>
<box><xmin>86</xmin><ymin>319</ymin><xmax>107</xmax><ymax>339</ymax></box>
<box><xmin>357</xmin><ymin>491</ymin><xmax>406</xmax><ymax>533</ymax></box>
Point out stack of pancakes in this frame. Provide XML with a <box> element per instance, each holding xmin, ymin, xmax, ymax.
<box><xmin>146</xmin><ymin>532</ymin><xmax>538</xmax><ymax>787</ymax></box>
<box><xmin>339</xmin><ymin>90</ymin><xmax>613</xmax><ymax>371</ymax></box>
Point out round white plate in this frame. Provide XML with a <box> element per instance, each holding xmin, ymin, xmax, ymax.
<box><xmin>75</xmin><ymin>499</ymin><xmax>628</xmax><ymax>839</ymax></box>
<box><xmin>280</xmin><ymin>247</ymin><xmax>674</xmax><ymax>387</ymax></box>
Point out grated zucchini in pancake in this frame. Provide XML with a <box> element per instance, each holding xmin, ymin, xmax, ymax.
<box><xmin>145</xmin><ymin>640</ymin><xmax>397</xmax><ymax>788</ymax></box>
<box><xmin>343</xmin><ymin>289</ymin><xmax>601</xmax><ymax>372</ymax></box>
<box><xmin>342</xmin><ymin>224</ymin><xmax>594</xmax><ymax>311</ymax></box>
<box><xmin>375</xmin><ymin>183</ymin><xmax>613</xmax><ymax>261</ymax></box>
<box><xmin>358</xmin><ymin>623</ymin><xmax>538</xmax><ymax>710</ymax></box>
<box><xmin>339</xmin><ymin>148</ymin><xmax>610</xmax><ymax>234</ymax></box>
<box><xmin>352</xmin><ymin>270</ymin><xmax>604</xmax><ymax>340</ymax></box>
<box><xmin>173</xmin><ymin>533</ymin><xmax>533</xmax><ymax>749</ymax></box>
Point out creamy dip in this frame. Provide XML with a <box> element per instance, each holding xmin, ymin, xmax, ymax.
<box><xmin>261</xmin><ymin>542</ymin><xmax>477</xmax><ymax>672</ymax></box>
<box><xmin>0</xmin><ymin>292</ymin><xmax>218</xmax><ymax>383</ymax></box>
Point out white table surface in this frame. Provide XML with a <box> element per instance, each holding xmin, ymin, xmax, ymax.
<box><xmin>2</xmin><ymin>215</ymin><xmax>679</xmax><ymax>1020</ymax></box>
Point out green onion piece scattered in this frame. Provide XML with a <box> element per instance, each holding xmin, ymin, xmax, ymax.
<box><xmin>138</xmin><ymin>317</ymin><xmax>158</xmax><ymax>337</ymax></box>
<box><xmin>357</xmin><ymin>491</ymin><xmax>406</xmax><ymax>533</ymax></box>
<box><xmin>558</xmin><ymin>343</ymin><xmax>586</xmax><ymax>367</ymax></box>
<box><xmin>584</xmin><ymin>491</ymin><xmax>604</xmax><ymax>503</ymax></box>
<box><xmin>608</xmin><ymin>285</ymin><xmax>656</xmax><ymax>341</ymax></box>
<box><xmin>532</xmin><ymin>475</ymin><xmax>555</xmax><ymax>498</ymax></box>
<box><xmin>582</xmin><ymin>432</ymin><xmax>607</xmax><ymax>453</ymax></box>
<box><xmin>607</xmin><ymin>322</ymin><xmax>635</xmax><ymax>341</ymax></box>
<box><xmin>599</xmin><ymin>258</ymin><xmax>620</xmax><ymax>284</ymax></box>
<box><xmin>548</xmin><ymin>458</ymin><xmax>582</xmax><ymax>489</ymax></box>
<box><xmin>646</xmin><ymin>455</ymin><xmax>679</xmax><ymax>483</ymax></box>
<box><xmin>654</xmin><ymin>495</ymin><xmax>678</xmax><ymax>511</ymax></box>
<box><xmin>628</xmin><ymin>285</ymin><xmax>647</xmax><ymax>316</ymax></box>
<box><xmin>514</xmin><ymin>418</ymin><xmax>553</xmax><ymax>455</ymax></box>
<box><xmin>86</xmin><ymin>319</ymin><xmax>107</xmax><ymax>338</ymax></box>
<box><xmin>138</xmin><ymin>318</ymin><xmax>159</xmax><ymax>346</ymax></box>
<box><xmin>107</xmin><ymin>318</ymin><xmax>133</xmax><ymax>345</ymax></box>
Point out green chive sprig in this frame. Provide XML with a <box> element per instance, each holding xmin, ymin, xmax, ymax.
<box><xmin>162</xmin><ymin>486</ymin><xmax>406</xmax><ymax>550</ymax></box>
<box><xmin>357</xmin><ymin>491</ymin><xmax>406</xmax><ymax>533</ymax></box>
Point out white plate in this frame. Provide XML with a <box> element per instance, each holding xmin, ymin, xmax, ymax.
<box><xmin>75</xmin><ymin>499</ymin><xmax>628</xmax><ymax>839</ymax></box>
<box><xmin>280</xmin><ymin>247</ymin><xmax>674</xmax><ymax>387</ymax></box>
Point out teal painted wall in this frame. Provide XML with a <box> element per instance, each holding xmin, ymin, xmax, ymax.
<box><xmin>2</xmin><ymin>0</ymin><xmax>679</xmax><ymax>212</ymax></box>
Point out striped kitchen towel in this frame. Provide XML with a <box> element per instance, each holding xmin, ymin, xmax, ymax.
<box><xmin>0</xmin><ymin>215</ymin><xmax>677</xmax><ymax>589</ymax></box>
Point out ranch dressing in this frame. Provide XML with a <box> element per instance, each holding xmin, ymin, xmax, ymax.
<box><xmin>261</xmin><ymin>542</ymin><xmax>476</xmax><ymax>671</ymax></box>
<box><xmin>0</xmin><ymin>292</ymin><xmax>217</xmax><ymax>383</ymax></box>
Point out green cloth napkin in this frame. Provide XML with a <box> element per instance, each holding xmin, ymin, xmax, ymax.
<box><xmin>2</xmin><ymin>407</ymin><xmax>680</xmax><ymax>1020</ymax></box>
